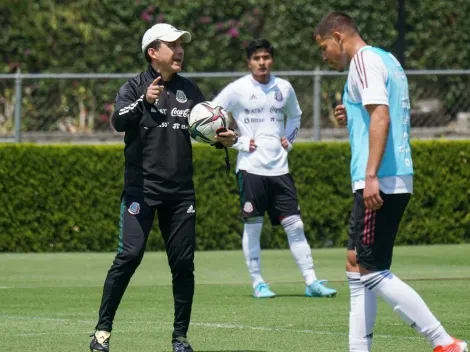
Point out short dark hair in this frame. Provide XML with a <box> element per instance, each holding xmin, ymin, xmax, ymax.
<box><xmin>144</xmin><ymin>40</ymin><xmax>162</xmax><ymax>63</ymax></box>
<box><xmin>246</xmin><ymin>39</ymin><xmax>274</xmax><ymax>59</ymax></box>
<box><xmin>314</xmin><ymin>12</ymin><xmax>360</xmax><ymax>38</ymax></box>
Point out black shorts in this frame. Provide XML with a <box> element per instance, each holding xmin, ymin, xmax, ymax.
<box><xmin>236</xmin><ymin>170</ymin><xmax>300</xmax><ymax>226</ymax></box>
<box><xmin>347</xmin><ymin>189</ymin><xmax>411</xmax><ymax>271</ymax></box>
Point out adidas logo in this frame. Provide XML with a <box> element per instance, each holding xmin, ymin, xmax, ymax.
<box><xmin>186</xmin><ymin>205</ymin><xmax>195</xmax><ymax>214</ymax></box>
<box><xmin>249</xmin><ymin>94</ymin><xmax>257</xmax><ymax>100</ymax></box>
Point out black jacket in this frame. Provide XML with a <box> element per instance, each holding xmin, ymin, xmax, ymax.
<box><xmin>111</xmin><ymin>65</ymin><xmax>205</xmax><ymax>200</ymax></box>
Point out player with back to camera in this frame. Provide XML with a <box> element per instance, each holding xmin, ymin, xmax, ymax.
<box><xmin>212</xmin><ymin>38</ymin><xmax>337</xmax><ymax>299</ymax></box>
<box><xmin>314</xmin><ymin>11</ymin><xmax>468</xmax><ymax>352</ymax></box>
<box><xmin>89</xmin><ymin>23</ymin><xmax>237</xmax><ymax>352</ymax></box>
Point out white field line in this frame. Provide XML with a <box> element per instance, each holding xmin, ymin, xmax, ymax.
<box><xmin>190</xmin><ymin>322</ymin><xmax>422</xmax><ymax>341</ymax></box>
<box><xmin>0</xmin><ymin>315</ymin><xmax>423</xmax><ymax>340</ymax></box>
<box><xmin>0</xmin><ymin>276</ymin><xmax>469</xmax><ymax>289</ymax></box>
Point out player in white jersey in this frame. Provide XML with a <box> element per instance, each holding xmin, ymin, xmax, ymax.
<box><xmin>315</xmin><ymin>12</ymin><xmax>467</xmax><ymax>352</ymax></box>
<box><xmin>212</xmin><ymin>39</ymin><xmax>337</xmax><ymax>299</ymax></box>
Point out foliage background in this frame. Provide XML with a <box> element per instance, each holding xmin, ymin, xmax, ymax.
<box><xmin>0</xmin><ymin>2</ymin><xmax>469</xmax><ymax>252</ymax></box>
<box><xmin>0</xmin><ymin>141</ymin><xmax>468</xmax><ymax>252</ymax></box>
<box><xmin>1</xmin><ymin>0</ymin><xmax>469</xmax><ymax>132</ymax></box>
<box><xmin>3</xmin><ymin>0</ymin><xmax>469</xmax><ymax>74</ymax></box>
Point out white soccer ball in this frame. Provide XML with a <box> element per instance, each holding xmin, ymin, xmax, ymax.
<box><xmin>188</xmin><ymin>101</ymin><xmax>228</xmax><ymax>144</ymax></box>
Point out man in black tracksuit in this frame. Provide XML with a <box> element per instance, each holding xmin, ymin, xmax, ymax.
<box><xmin>89</xmin><ymin>23</ymin><xmax>237</xmax><ymax>352</ymax></box>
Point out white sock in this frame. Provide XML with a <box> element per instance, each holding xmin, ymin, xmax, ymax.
<box><xmin>361</xmin><ymin>270</ymin><xmax>453</xmax><ymax>348</ymax></box>
<box><xmin>95</xmin><ymin>330</ymin><xmax>111</xmax><ymax>343</ymax></box>
<box><xmin>282</xmin><ymin>215</ymin><xmax>317</xmax><ymax>285</ymax></box>
<box><xmin>242</xmin><ymin>219</ymin><xmax>264</xmax><ymax>289</ymax></box>
<box><xmin>347</xmin><ymin>271</ymin><xmax>377</xmax><ymax>352</ymax></box>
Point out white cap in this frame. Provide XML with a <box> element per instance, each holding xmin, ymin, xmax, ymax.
<box><xmin>141</xmin><ymin>23</ymin><xmax>191</xmax><ymax>53</ymax></box>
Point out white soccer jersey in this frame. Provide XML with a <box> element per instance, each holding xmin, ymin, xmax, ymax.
<box><xmin>212</xmin><ymin>74</ymin><xmax>301</xmax><ymax>176</ymax></box>
<box><xmin>347</xmin><ymin>46</ymin><xmax>413</xmax><ymax>194</ymax></box>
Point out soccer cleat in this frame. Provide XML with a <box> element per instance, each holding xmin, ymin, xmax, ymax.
<box><xmin>433</xmin><ymin>338</ymin><xmax>468</xmax><ymax>352</ymax></box>
<box><xmin>253</xmin><ymin>282</ymin><xmax>276</xmax><ymax>298</ymax></box>
<box><xmin>89</xmin><ymin>330</ymin><xmax>110</xmax><ymax>352</ymax></box>
<box><xmin>172</xmin><ymin>336</ymin><xmax>194</xmax><ymax>352</ymax></box>
<box><xmin>305</xmin><ymin>279</ymin><xmax>337</xmax><ymax>298</ymax></box>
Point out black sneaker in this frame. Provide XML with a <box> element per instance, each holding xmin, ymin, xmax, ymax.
<box><xmin>172</xmin><ymin>336</ymin><xmax>194</xmax><ymax>352</ymax></box>
<box><xmin>89</xmin><ymin>331</ymin><xmax>110</xmax><ymax>352</ymax></box>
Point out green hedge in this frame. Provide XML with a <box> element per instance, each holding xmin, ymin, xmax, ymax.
<box><xmin>0</xmin><ymin>141</ymin><xmax>468</xmax><ymax>252</ymax></box>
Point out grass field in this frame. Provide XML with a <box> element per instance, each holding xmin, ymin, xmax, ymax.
<box><xmin>0</xmin><ymin>244</ymin><xmax>469</xmax><ymax>351</ymax></box>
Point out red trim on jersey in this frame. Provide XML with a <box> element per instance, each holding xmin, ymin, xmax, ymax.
<box><xmin>354</xmin><ymin>56</ymin><xmax>364</xmax><ymax>88</ymax></box>
<box><xmin>362</xmin><ymin>209</ymin><xmax>369</xmax><ymax>245</ymax></box>
<box><xmin>360</xmin><ymin>52</ymin><xmax>368</xmax><ymax>88</ymax></box>
<box><xmin>362</xmin><ymin>208</ymin><xmax>376</xmax><ymax>245</ymax></box>
<box><xmin>370</xmin><ymin>210</ymin><xmax>376</xmax><ymax>245</ymax></box>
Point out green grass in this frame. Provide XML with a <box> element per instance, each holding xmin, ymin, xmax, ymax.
<box><xmin>0</xmin><ymin>245</ymin><xmax>469</xmax><ymax>351</ymax></box>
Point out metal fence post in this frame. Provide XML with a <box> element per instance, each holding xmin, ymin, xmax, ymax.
<box><xmin>14</xmin><ymin>68</ymin><xmax>23</xmax><ymax>143</ymax></box>
<box><xmin>313</xmin><ymin>68</ymin><xmax>322</xmax><ymax>141</ymax></box>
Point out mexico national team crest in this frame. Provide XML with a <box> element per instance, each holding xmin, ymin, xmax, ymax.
<box><xmin>243</xmin><ymin>201</ymin><xmax>254</xmax><ymax>214</ymax></box>
<box><xmin>274</xmin><ymin>89</ymin><xmax>283</xmax><ymax>102</ymax></box>
<box><xmin>128</xmin><ymin>202</ymin><xmax>140</xmax><ymax>215</ymax></box>
<box><xmin>176</xmin><ymin>90</ymin><xmax>187</xmax><ymax>103</ymax></box>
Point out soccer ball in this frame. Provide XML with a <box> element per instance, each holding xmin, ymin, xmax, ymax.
<box><xmin>188</xmin><ymin>101</ymin><xmax>228</xmax><ymax>144</ymax></box>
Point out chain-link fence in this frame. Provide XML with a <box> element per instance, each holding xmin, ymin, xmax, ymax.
<box><xmin>1</xmin><ymin>70</ymin><xmax>469</xmax><ymax>143</ymax></box>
